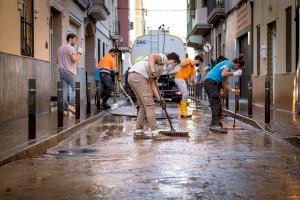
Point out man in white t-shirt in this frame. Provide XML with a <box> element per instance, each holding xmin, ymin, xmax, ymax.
<box><xmin>128</xmin><ymin>52</ymin><xmax>181</xmax><ymax>139</ymax></box>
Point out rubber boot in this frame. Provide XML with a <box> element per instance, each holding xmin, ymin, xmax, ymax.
<box><xmin>180</xmin><ymin>100</ymin><xmax>192</xmax><ymax>117</ymax></box>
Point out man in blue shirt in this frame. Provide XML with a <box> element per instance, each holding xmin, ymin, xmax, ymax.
<box><xmin>204</xmin><ymin>55</ymin><xmax>245</xmax><ymax>133</ymax></box>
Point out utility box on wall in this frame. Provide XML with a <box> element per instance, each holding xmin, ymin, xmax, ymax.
<box><xmin>260</xmin><ymin>45</ymin><xmax>267</xmax><ymax>59</ymax></box>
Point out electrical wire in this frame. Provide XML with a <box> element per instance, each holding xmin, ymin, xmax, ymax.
<box><xmin>116</xmin><ymin>7</ymin><xmax>190</xmax><ymax>11</ymax></box>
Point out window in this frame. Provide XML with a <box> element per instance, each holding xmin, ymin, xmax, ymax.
<box><xmin>21</xmin><ymin>0</ymin><xmax>34</xmax><ymax>57</ymax></box>
<box><xmin>102</xmin><ymin>42</ymin><xmax>105</xmax><ymax>57</ymax></box>
<box><xmin>97</xmin><ymin>39</ymin><xmax>101</xmax><ymax>62</ymax></box>
<box><xmin>257</xmin><ymin>26</ymin><xmax>260</xmax><ymax>75</ymax></box>
<box><xmin>286</xmin><ymin>6</ymin><xmax>292</xmax><ymax>72</ymax></box>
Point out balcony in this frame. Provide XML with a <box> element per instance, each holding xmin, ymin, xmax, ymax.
<box><xmin>111</xmin><ymin>21</ymin><xmax>123</xmax><ymax>43</ymax></box>
<box><xmin>191</xmin><ymin>7</ymin><xmax>211</xmax><ymax>35</ymax></box>
<box><xmin>111</xmin><ymin>21</ymin><xmax>120</xmax><ymax>38</ymax></box>
<box><xmin>186</xmin><ymin>34</ymin><xmax>203</xmax><ymax>49</ymax></box>
<box><xmin>187</xmin><ymin>6</ymin><xmax>211</xmax><ymax>48</ymax></box>
<box><xmin>74</xmin><ymin>0</ymin><xmax>89</xmax><ymax>10</ymax></box>
<box><xmin>207</xmin><ymin>0</ymin><xmax>225</xmax><ymax>25</ymax></box>
<box><xmin>88</xmin><ymin>0</ymin><xmax>110</xmax><ymax>21</ymax></box>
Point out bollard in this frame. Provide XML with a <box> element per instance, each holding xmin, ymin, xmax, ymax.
<box><xmin>57</xmin><ymin>81</ymin><xmax>63</xmax><ymax>127</ymax></box>
<box><xmin>200</xmin><ymin>85</ymin><xmax>203</xmax><ymax>100</ymax></box>
<box><xmin>191</xmin><ymin>85</ymin><xmax>195</xmax><ymax>97</ymax></box>
<box><xmin>225</xmin><ymin>90</ymin><xmax>229</xmax><ymax>109</ymax></box>
<box><xmin>265</xmin><ymin>81</ymin><xmax>271</xmax><ymax>123</ymax></box>
<box><xmin>76</xmin><ymin>82</ymin><xmax>80</xmax><ymax>120</ymax></box>
<box><xmin>96</xmin><ymin>81</ymin><xmax>101</xmax><ymax>110</ymax></box>
<box><xmin>86</xmin><ymin>82</ymin><xmax>91</xmax><ymax>115</ymax></box>
<box><xmin>248</xmin><ymin>81</ymin><xmax>253</xmax><ymax>116</ymax></box>
<box><xmin>235</xmin><ymin>82</ymin><xmax>239</xmax><ymax>112</ymax></box>
<box><xmin>28</xmin><ymin>79</ymin><xmax>36</xmax><ymax>140</ymax></box>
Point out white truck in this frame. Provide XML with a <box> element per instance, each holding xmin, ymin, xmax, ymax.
<box><xmin>130</xmin><ymin>33</ymin><xmax>186</xmax><ymax>101</ymax></box>
<box><xmin>131</xmin><ymin>32</ymin><xmax>186</xmax><ymax>75</ymax></box>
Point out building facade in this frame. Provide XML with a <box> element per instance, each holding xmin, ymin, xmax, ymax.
<box><xmin>252</xmin><ymin>0</ymin><xmax>298</xmax><ymax>112</ymax></box>
<box><xmin>129</xmin><ymin>0</ymin><xmax>146</xmax><ymax>45</ymax></box>
<box><xmin>187</xmin><ymin>0</ymin><xmax>299</xmax><ymax>112</ymax></box>
<box><xmin>0</xmin><ymin>0</ymin><xmax>118</xmax><ymax>122</ymax></box>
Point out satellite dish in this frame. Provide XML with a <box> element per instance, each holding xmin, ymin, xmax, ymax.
<box><xmin>203</xmin><ymin>43</ymin><xmax>212</xmax><ymax>53</ymax></box>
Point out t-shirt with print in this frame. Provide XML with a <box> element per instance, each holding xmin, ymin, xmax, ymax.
<box><xmin>58</xmin><ymin>43</ymin><xmax>77</xmax><ymax>75</ymax></box>
<box><xmin>205</xmin><ymin>60</ymin><xmax>233</xmax><ymax>83</ymax></box>
<box><xmin>129</xmin><ymin>54</ymin><xmax>167</xmax><ymax>79</ymax></box>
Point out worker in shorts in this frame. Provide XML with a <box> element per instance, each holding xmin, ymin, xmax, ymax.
<box><xmin>204</xmin><ymin>54</ymin><xmax>245</xmax><ymax>133</ymax></box>
<box><xmin>128</xmin><ymin>52</ymin><xmax>181</xmax><ymax>139</ymax></box>
<box><xmin>175</xmin><ymin>55</ymin><xmax>203</xmax><ymax>117</ymax></box>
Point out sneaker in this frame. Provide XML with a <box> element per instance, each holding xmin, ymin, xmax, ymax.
<box><xmin>133</xmin><ymin>128</ymin><xmax>143</xmax><ymax>134</ymax></box>
<box><xmin>68</xmin><ymin>105</ymin><xmax>76</xmax><ymax>114</ymax></box>
<box><xmin>133</xmin><ymin>132</ymin><xmax>151</xmax><ymax>140</ymax></box>
<box><xmin>209</xmin><ymin>124</ymin><xmax>228</xmax><ymax>133</ymax></box>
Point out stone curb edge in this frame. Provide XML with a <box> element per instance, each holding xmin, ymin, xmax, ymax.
<box><xmin>190</xmin><ymin>96</ymin><xmax>300</xmax><ymax>151</ymax></box>
<box><xmin>0</xmin><ymin>100</ymin><xmax>127</xmax><ymax>168</ymax></box>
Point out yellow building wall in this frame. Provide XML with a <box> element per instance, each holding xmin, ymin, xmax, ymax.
<box><xmin>0</xmin><ymin>0</ymin><xmax>20</xmax><ymax>55</ymax></box>
<box><xmin>34</xmin><ymin>0</ymin><xmax>50</xmax><ymax>61</ymax></box>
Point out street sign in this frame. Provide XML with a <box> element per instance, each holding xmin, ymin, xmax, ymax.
<box><xmin>203</xmin><ymin>42</ymin><xmax>212</xmax><ymax>53</ymax></box>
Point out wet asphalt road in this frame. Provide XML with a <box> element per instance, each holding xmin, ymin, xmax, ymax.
<box><xmin>0</xmin><ymin>104</ymin><xmax>300</xmax><ymax>200</ymax></box>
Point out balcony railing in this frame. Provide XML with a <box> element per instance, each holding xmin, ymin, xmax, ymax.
<box><xmin>207</xmin><ymin>0</ymin><xmax>225</xmax><ymax>25</ymax></box>
<box><xmin>88</xmin><ymin>0</ymin><xmax>110</xmax><ymax>21</ymax></box>
<box><xmin>112</xmin><ymin>21</ymin><xmax>120</xmax><ymax>36</ymax></box>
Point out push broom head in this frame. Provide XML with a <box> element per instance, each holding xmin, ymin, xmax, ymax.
<box><xmin>226</xmin><ymin>125</ymin><xmax>244</xmax><ymax>130</ymax></box>
<box><xmin>159</xmin><ymin>130</ymin><xmax>190</xmax><ymax>137</ymax></box>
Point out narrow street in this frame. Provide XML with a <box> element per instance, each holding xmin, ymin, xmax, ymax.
<box><xmin>0</xmin><ymin>104</ymin><xmax>299</xmax><ymax>199</ymax></box>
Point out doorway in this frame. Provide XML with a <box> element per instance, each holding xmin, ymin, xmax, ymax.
<box><xmin>50</xmin><ymin>7</ymin><xmax>62</xmax><ymax>96</ymax></box>
<box><xmin>238</xmin><ymin>33</ymin><xmax>251</xmax><ymax>99</ymax></box>
<box><xmin>85</xmin><ymin>23</ymin><xmax>95</xmax><ymax>76</ymax></box>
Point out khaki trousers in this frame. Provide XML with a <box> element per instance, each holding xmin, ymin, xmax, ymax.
<box><xmin>128</xmin><ymin>72</ymin><xmax>158</xmax><ymax>130</ymax></box>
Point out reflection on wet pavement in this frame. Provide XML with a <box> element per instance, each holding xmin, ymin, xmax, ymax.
<box><xmin>0</xmin><ymin>105</ymin><xmax>299</xmax><ymax>199</ymax></box>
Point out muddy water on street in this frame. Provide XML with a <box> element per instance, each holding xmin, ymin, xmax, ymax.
<box><xmin>0</xmin><ymin>105</ymin><xmax>299</xmax><ymax>200</ymax></box>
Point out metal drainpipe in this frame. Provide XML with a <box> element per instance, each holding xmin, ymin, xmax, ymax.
<box><xmin>296</xmin><ymin>0</ymin><xmax>300</xmax><ymax>114</ymax></box>
<box><xmin>296</xmin><ymin>0</ymin><xmax>299</xmax><ymax>67</ymax></box>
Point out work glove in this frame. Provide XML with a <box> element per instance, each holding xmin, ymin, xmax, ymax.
<box><xmin>149</xmin><ymin>72</ymin><xmax>158</xmax><ymax>81</ymax></box>
<box><xmin>232</xmin><ymin>89</ymin><xmax>240</xmax><ymax>95</ymax></box>
<box><xmin>77</xmin><ymin>47</ymin><xmax>83</xmax><ymax>55</ymax></box>
<box><xmin>233</xmin><ymin>69</ymin><xmax>242</xmax><ymax>77</ymax></box>
<box><xmin>159</xmin><ymin>99</ymin><xmax>167</xmax><ymax>110</ymax></box>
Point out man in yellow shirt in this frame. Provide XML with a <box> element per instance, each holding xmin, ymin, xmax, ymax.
<box><xmin>98</xmin><ymin>49</ymin><xmax>119</xmax><ymax>109</ymax></box>
<box><xmin>175</xmin><ymin>55</ymin><xmax>203</xmax><ymax>117</ymax></box>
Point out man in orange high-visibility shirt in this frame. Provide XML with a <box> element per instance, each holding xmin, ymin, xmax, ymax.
<box><xmin>98</xmin><ymin>49</ymin><xmax>119</xmax><ymax>109</ymax></box>
<box><xmin>175</xmin><ymin>55</ymin><xmax>203</xmax><ymax>117</ymax></box>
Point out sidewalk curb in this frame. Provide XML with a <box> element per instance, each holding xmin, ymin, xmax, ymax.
<box><xmin>0</xmin><ymin>100</ymin><xmax>127</xmax><ymax>168</ymax></box>
<box><xmin>222</xmin><ymin>109</ymin><xmax>264</xmax><ymax>131</ymax></box>
<box><xmin>223</xmin><ymin>108</ymin><xmax>300</xmax><ymax>151</ymax></box>
<box><xmin>189</xmin><ymin>97</ymin><xmax>300</xmax><ymax>151</ymax></box>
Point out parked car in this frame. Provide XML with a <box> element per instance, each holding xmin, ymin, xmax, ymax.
<box><xmin>157</xmin><ymin>74</ymin><xmax>182</xmax><ymax>102</ymax></box>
